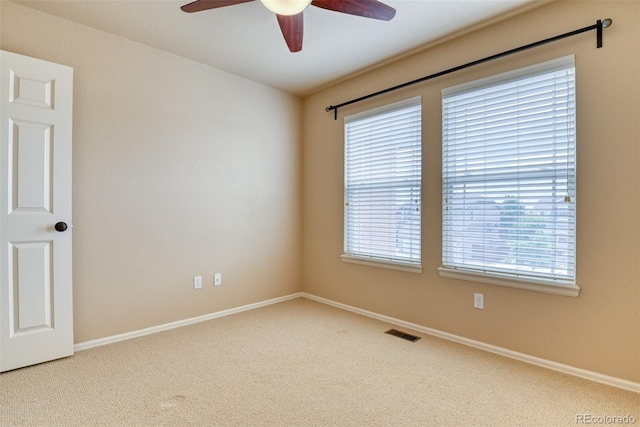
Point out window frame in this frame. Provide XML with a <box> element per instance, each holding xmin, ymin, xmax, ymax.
<box><xmin>439</xmin><ymin>56</ymin><xmax>579</xmax><ymax>296</ymax></box>
<box><xmin>342</xmin><ymin>96</ymin><xmax>423</xmax><ymax>273</ymax></box>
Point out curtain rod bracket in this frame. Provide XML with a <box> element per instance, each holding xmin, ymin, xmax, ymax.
<box><xmin>597</xmin><ymin>19</ymin><xmax>603</xmax><ymax>48</ymax></box>
<box><xmin>326</xmin><ymin>18</ymin><xmax>613</xmax><ymax>119</ymax></box>
<box><xmin>326</xmin><ymin>105</ymin><xmax>338</xmax><ymax>120</ymax></box>
<box><xmin>597</xmin><ymin>18</ymin><xmax>613</xmax><ymax>48</ymax></box>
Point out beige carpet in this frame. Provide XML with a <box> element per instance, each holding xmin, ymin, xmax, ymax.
<box><xmin>1</xmin><ymin>298</ymin><xmax>638</xmax><ymax>426</ymax></box>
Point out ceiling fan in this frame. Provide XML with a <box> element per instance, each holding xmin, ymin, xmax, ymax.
<box><xmin>180</xmin><ymin>0</ymin><xmax>396</xmax><ymax>53</ymax></box>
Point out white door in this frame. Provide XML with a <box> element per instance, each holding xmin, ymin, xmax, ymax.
<box><xmin>0</xmin><ymin>50</ymin><xmax>74</xmax><ymax>372</ymax></box>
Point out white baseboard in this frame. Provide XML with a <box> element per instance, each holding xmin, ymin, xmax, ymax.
<box><xmin>73</xmin><ymin>293</ymin><xmax>304</xmax><ymax>352</ymax></box>
<box><xmin>74</xmin><ymin>291</ymin><xmax>638</xmax><ymax>394</ymax></box>
<box><xmin>301</xmin><ymin>293</ymin><xmax>640</xmax><ymax>394</ymax></box>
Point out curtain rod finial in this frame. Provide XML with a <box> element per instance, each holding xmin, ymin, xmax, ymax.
<box><xmin>602</xmin><ymin>18</ymin><xmax>613</xmax><ymax>28</ymax></box>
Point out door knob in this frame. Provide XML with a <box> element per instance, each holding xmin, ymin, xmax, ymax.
<box><xmin>54</xmin><ymin>222</ymin><xmax>68</xmax><ymax>232</ymax></box>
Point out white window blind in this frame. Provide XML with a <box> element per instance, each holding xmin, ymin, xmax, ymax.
<box><xmin>344</xmin><ymin>97</ymin><xmax>422</xmax><ymax>267</ymax></box>
<box><xmin>442</xmin><ymin>56</ymin><xmax>576</xmax><ymax>286</ymax></box>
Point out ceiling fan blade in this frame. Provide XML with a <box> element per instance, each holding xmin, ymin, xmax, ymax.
<box><xmin>181</xmin><ymin>0</ymin><xmax>255</xmax><ymax>13</ymax></box>
<box><xmin>277</xmin><ymin>13</ymin><xmax>304</xmax><ymax>53</ymax></box>
<box><xmin>311</xmin><ymin>0</ymin><xmax>395</xmax><ymax>21</ymax></box>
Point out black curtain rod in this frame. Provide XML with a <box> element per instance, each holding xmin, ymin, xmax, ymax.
<box><xmin>326</xmin><ymin>18</ymin><xmax>612</xmax><ymax>120</ymax></box>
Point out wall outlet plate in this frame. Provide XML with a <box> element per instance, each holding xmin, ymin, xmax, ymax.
<box><xmin>193</xmin><ymin>276</ymin><xmax>202</xmax><ymax>289</ymax></box>
<box><xmin>474</xmin><ymin>293</ymin><xmax>484</xmax><ymax>309</ymax></box>
<box><xmin>214</xmin><ymin>273</ymin><xmax>222</xmax><ymax>286</ymax></box>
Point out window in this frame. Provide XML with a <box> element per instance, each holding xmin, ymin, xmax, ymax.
<box><xmin>342</xmin><ymin>97</ymin><xmax>422</xmax><ymax>273</ymax></box>
<box><xmin>440</xmin><ymin>56</ymin><xmax>578</xmax><ymax>296</ymax></box>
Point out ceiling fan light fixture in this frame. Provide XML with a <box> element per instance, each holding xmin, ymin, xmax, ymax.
<box><xmin>260</xmin><ymin>0</ymin><xmax>311</xmax><ymax>16</ymax></box>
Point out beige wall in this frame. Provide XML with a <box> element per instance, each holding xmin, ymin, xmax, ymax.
<box><xmin>1</xmin><ymin>2</ymin><xmax>302</xmax><ymax>343</ymax></box>
<box><xmin>302</xmin><ymin>0</ymin><xmax>640</xmax><ymax>383</ymax></box>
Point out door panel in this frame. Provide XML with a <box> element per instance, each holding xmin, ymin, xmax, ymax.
<box><xmin>11</xmin><ymin>241</ymin><xmax>53</xmax><ymax>333</ymax></box>
<box><xmin>10</xmin><ymin>119</ymin><xmax>53</xmax><ymax>212</ymax></box>
<box><xmin>1</xmin><ymin>50</ymin><xmax>73</xmax><ymax>372</ymax></box>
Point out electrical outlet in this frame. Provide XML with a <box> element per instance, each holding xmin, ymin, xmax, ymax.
<box><xmin>474</xmin><ymin>293</ymin><xmax>484</xmax><ymax>309</ymax></box>
<box><xmin>193</xmin><ymin>275</ymin><xmax>202</xmax><ymax>290</ymax></box>
<box><xmin>214</xmin><ymin>273</ymin><xmax>222</xmax><ymax>286</ymax></box>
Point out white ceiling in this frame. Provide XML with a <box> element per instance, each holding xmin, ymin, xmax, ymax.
<box><xmin>13</xmin><ymin>0</ymin><xmax>538</xmax><ymax>95</ymax></box>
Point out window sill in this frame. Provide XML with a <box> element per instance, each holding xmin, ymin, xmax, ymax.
<box><xmin>438</xmin><ymin>267</ymin><xmax>580</xmax><ymax>297</ymax></box>
<box><xmin>341</xmin><ymin>254</ymin><xmax>423</xmax><ymax>274</ymax></box>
